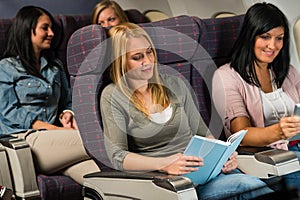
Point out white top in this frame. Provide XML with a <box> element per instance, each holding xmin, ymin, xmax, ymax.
<box><xmin>260</xmin><ymin>88</ymin><xmax>294</xmax><ymax>126</ymax></box>
<box><xmin>260</xmin><ymin>69</ymin><xmax>295</xmax><ymax>126</ymax></box>
<box><xmin>149</xmin><ymin>104</ymin><xmax>172</xmax><ymax>124</ymax></box>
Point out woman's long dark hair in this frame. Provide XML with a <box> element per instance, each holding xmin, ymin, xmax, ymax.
<box><xmin>2</xmin><ymin>6</ymin><xmax>60</xmax><ymax>80</ymax></box>
<box><xmin>230</xmin><ymin>2</ymin><xmax>290</xmax><ymax>88</ymax></box>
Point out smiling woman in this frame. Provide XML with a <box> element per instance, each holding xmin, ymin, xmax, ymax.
<box><xmin>0</xmin><ymin>5</ymin><xmax>99</xmax><ymax>185</ymax></box>
<box><xmin>212</xmin><ymin>2</ymin><xmax>300</xmax><ymax>192</ymax></box>
<box><xmin>31</xmin><ymin>14</ymin><xmax>54</xmax><ymax>66</ymax></box>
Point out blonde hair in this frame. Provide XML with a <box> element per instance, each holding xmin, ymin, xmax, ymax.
<box><xmin>91</xmin><ymin>0</ymin><xmax>128</xmax><ymax>24</ymax></box>
<box><xmin>108</xmin><ymin>22</ymin><xmax>169</xmax><ymax>117</ymax></box>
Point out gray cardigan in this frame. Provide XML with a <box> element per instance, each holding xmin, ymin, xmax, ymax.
<box><xmin>100</xmin><ymin>74</ymin><xmax>211</xmax><ymax>170</ymax></box>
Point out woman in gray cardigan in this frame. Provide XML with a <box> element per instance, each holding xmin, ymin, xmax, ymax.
<box><xmin>100</xmin><ymin>22</ymin><xmax>273</xmax><ymax>200</ymax></box>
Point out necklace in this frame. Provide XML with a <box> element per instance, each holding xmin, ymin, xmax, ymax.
<box><xmin>262</xmin><ymin>69</ymin><xmax>288</xmax><ymax>121</ymax></box>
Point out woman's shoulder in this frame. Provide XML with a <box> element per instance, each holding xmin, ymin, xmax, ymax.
<box><xmin>101</xmin><ymin>83</ymin><xmax>123</xmax><ymax>102</ymax></box>
<box><xmin>214</xmin><ymin>63</ymin><xmax>241</xmax><ymax>80</ymax></box>
<box><xmin>159</xmin><ymin>74</ymin><xmax>192</xmax><ymax>97</ymax></box>
<box><xmin>216</xmin><ymin>63</ymin><xmax>235</xmax><ymax>74</ymax></box>
<box><xmin>0</xmin><ymin>57</ymin><xmax>24</xmax><ymax>74</ymax></box>
<box><xmin>101</xmin><ymin>83</ymin><xmax>116</xmax><ymax>95</ymax></box>
<box><xmin>160</xmin><ymin>73</ymin><xmax>186</xmax><ymax>87</ymax></box>
<box><xmin>288</xmin><ymin>65</ymin><xmax>299</xmax><ymax>74</ymax></box>
<box><xmin>0</xmin><ymin>57</ymin><xmax>20</xmax><ymax>67</ymax></box>
<box><xmin>286</xmin><ymin>65</ymin><xmax>300</xmax><ymax>81</ymax></box>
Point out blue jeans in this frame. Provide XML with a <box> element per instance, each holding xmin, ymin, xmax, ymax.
<box><xmin>288</xmin><ymin>142</ymin><xmax>300</xmax><ymax>161</ymax></box>
<box><xmin>196</xmin><ymin>169</ymin><xmax>273</xmax><ymax>200</ymax></box>
<box><xmin>283</xmin><ymin>142</ymin><xmax>300</xmax><ymax>192</ymax></box>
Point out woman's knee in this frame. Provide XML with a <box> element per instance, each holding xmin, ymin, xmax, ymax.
<box><xmin>24</xmin><ymin>130</ymin><xmax>90</xmax><ymax>174</ymax></box>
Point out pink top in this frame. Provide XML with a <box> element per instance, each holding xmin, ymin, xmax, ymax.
<box><xmin>212</xmin><ymin>63</ymin><xmax>300</xmax><ymax>138</ymax></box>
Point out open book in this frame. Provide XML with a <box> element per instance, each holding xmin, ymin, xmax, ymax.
<box><xmin>183</xmin><ymin>129</ymin><xmax>247</xmax><ymax>186</ymax></box>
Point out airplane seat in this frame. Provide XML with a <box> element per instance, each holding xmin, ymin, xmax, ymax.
<box><xmin>212</xmin><ymin>11</ymin><xmax>236</xmax><ymax>18</ymax></box>
<box><xmin>195</xmin><ymin>14</ymin><xmax>245</xmax><ymax>137</ymax></box>
<box><xmin>0</xmin><ymin>12</ymin><xmax>298</xmax><ymax>200</ymax></box>
<box><xmin>143</xmin><ymin>10</ymin><xmax>170</xmax><ymax>22</ymax></box>
<box><xmin>65</xmin><ymin>14</ymin><xmax>295</xmax><ymax>199</ymax></box>
<box><xmin>66</xmin><ymin>16</ymin><xmax>210</xmax><ymax>199</ymax></box>
<box><xmin>0</xmin><ymin>10</ymin><xmax>150</xmax><ymax>200</ymax></box>
<box><xmin>0</xmin><ymin>17</ymin><xmax>13</xmax><ymax>57</ymax></box>
<box><xmin>125</xmin><ymin>9</ymin><xmax>151</xmax><ymax>23</ymax></box>
<box><xmin>293</xmin><ymin>16</ymin><xmax>300</xmax><ymax>61</ymax></box>
<box><xmin>55</xmin><ymin>14</ymin><xmax>92</xmax><ymax>71</ymax></box>
<box><xmin>0</xmin><ymin>132</ymin><xmax>82</xmax><ymax>200</ymax></box>
<box><xmin>0</xmin><ymin>143</ymin><xmax>13</xmax><ymax>193</ymax></box>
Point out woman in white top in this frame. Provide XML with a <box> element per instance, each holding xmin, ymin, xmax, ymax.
<box><xmin>100</xmin><ymin>22</ymin><xmax>273</xmax><ymax>199</ymax></box>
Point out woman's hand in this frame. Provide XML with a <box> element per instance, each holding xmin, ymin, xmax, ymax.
<box><xmin>31</xmin><ymin>119</ymin><xmax>68</xmax><ymax>130</ymax></box>
<box><xmin>60</xmin><ymin>111</ymin><xmax>78</xmax><ymax>130</ymax></box>
<box><xmin>222</xmin><ymin>151</ymin><xmax>238</xmax><ymax>173</ymax></box>
<box><xmin>160</xmin><ymin>153</ymin><xmax>203</xmax><ymax>175</ymax></box>
<box><xmin>279</xmin><ymin>116</ymin><xmax>300</xmax><ymax>139</ymax></box>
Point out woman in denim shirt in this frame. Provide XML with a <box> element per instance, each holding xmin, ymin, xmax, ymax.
<box><xmin>0</xmin><ymin>6</ymin><xmax>99</xmax><ymax>185</ymax></box>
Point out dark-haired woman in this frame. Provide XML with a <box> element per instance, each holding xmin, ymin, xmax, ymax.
<box><xmin>212</xmin><ymin>2</ymin><xmax>300</xmax><ymax>192</ymax></box>
<box><xmin>0</xmin><ymin>6</ymin><xmax>99</xmax><ymax>184</ymax></box>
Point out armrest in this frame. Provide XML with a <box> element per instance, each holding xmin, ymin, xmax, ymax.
<box><xmin>0</xmin><ymin>135</ymin><xmax>29</xmax><ymax>149</ymax></box>
<box><xmin>237</xmin><ymin>146</ymin><xmax>298</xmax><ymax>165</ymax></box>
<box><xmin>0</xmin><ymin>135</ymin><xmax>40</xmax><ymax>199</ymax></box>
<box><xmin>85</xmin><ymin>171</ymin><xmax>193</xmax><ymax>192</ymax></box>
<box><xmin>0</xmin><ymin>143</ymin><xmax>13</xmax><ymax>190</ymax></box>
<box><xmin>0</xmin><ymin>185</ymin><xmax>14</xmax><ymax>200</ymax></box>
<box><xmin>237</xmin><ymin>146</ymin><xmax>300</xmax><ymax>178</ymax></box>
<box><xmin>237</xmin><ymin>146</ymin><xmax>272</xmax><ymax>155</ymax></box>
<box><xmin>83</xmin><ymin>171</ymin><xmax>197</xmax><ymax>200</ymax></box>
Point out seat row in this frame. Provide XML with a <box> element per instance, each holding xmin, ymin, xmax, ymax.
<box><xmin>1</xmin><ymin>11</ymin><xmax>298</xmax><ymax>199</ymax></box>
<box><xmin>67</xmin><ymin>13</ymin><xmax>299</xmax><ymax>199</ymax></box>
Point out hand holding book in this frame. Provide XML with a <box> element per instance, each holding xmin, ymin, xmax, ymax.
<box><xmin>183</xmin><ymin>130</ymin><xmax>247</xmax><ymax>186</ymax></box>
<box><xmin>221</xmin><ymin>151</ymin><xmax>238</xmax><ymax>173</ymax></box>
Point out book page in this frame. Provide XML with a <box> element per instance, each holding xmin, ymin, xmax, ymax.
<box><xmin>195</xmin><ymin>135</ymin><xmax>228</xmax><ymax>145</ymax></box>
<box><xmin>227</xmin><ymin>129</ymin><xmax>246</xmax><ymax>143</ymax></box>
<box><xmin>183</xmin><ymin>136</ymin><xmax>228</xmax><ymax>185</ymax></box>
<box><xmin>208</xmin><ymin>130</ymin><xmax>247</xmax><ymax>182</ymax></box>
<box><xmin>183</xmin><ymin>130</ymin><xmax>247</xmax><ymax>185</ymax></box>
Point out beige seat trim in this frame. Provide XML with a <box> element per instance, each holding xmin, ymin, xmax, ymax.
<box><xmin>144</xmin><ymin>10</ymin><xmax>169</xmax><ymax>22</ymax></box>
<box><xmin>293</xmin><ymin>17</ymin><xmax>300</xmax><ymax>61</ymax></box>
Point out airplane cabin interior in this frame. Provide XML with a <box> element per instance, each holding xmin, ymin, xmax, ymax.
<box><xmin>0</xmin><ymin>0</ymin><xmax>300</xmax><ymax>199</ymax></box>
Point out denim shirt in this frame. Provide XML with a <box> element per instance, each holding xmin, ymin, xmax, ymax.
<box><xmin>0</xmin><ymin>57</ymin><xmax>72</xmax><ymax>135</ymax></box>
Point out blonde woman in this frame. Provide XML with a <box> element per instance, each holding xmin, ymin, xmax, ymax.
<box><xmin>100</xmin><ymin>22</ymin><xmax>273</xmax><ymax>200</ymax></box>
<box><xmin>91</xmin><ymin>0</ymin><xmax>128</xmax><ymax>27</ymax></box>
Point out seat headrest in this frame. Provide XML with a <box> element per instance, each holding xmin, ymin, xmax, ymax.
<box><xmin>199</xmin><ymin>14</ymin><xmax>244</xmax><ymax>66</ymax></box>
<box><xmin>125</xmin><ymin>9</ymin><xmax>150</xmax><ymax>23</ymax></box>
<box><xmin>67</xmin><ymin>24</ymin><xmax>108</xmax><ymax>76</ymax></box>
<box><xmin>67</xmin><ymin>16</ymin><xmax>202</xmax><ymax>77</ymax></box>
<box><xmin>139</xmin><ymin>15</ymin><xmax>201</xmax><ymax>64</ymax></box>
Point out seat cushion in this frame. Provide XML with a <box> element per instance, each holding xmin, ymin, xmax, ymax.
<box><xmin>37</xmin><ymin>174</ymin><xmax>82</xmax><ymax>200</ymax></box>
